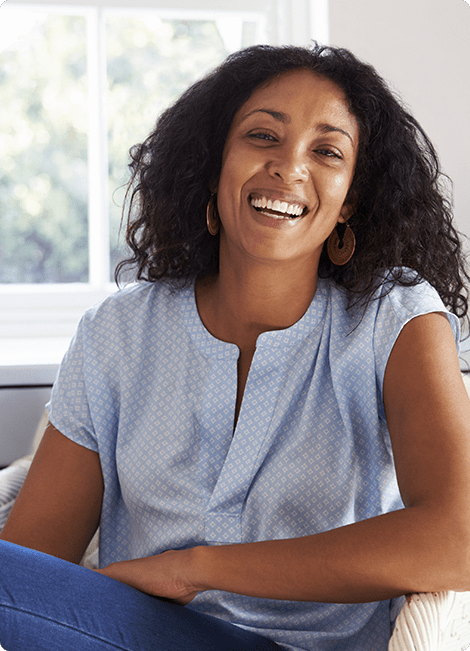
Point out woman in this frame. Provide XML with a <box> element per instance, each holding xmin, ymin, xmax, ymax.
<box><xmin>1</xmin><ymin>43</ymin><xmax>470</xmax><ymax>651</ymax></box>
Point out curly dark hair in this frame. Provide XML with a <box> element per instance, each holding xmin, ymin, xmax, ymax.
<box><xmin>116</xmin><ymin>43</ymin><xmax>469</xmax><ymax>321</ymax></box>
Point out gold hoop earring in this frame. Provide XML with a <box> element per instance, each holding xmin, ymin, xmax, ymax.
<box><xmin>206</xmin><ymin>194</ymin><xmax>219</xmax><ymax>236</ymax></box>
<box><xmin>327</xmin><ymin>223</ymin><xmax>355</xmax><ymax>265</ymax></box>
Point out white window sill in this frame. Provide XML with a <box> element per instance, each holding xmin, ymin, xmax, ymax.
<box><xmin>0</xmin><ymin>284</ymin><xmax>118</xmax><ymax>385</ymax></box>
<box><xmin>0</xmin><ymin>284</ymin><xmax>115</xmax><ymax>338</ymax></box>
<box><xmin>0</xmin><ymin>337</ymin><xmax>70</xmax><ymax>386</ymax></box>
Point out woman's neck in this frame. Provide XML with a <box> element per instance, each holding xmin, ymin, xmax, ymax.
<box><xmin>195</xmin><ymin>257</ymin><xmax>319</xmax><ymax>352</ymax></box>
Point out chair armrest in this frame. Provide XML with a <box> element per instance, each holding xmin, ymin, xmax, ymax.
<box><xmin>389</xmin><ymin>590</ymin><xmax>470</xmax><ymax>650</ymax></box>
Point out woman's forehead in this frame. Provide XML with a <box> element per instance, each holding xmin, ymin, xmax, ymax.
<box><xmin>231</xmin><ymin>69</ymin><xmax>358</xmax><ymax>142</ymax></box>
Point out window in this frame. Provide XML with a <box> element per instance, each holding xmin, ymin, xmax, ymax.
<box><xmin>0</xmin><ymin>0</ymin><xmax>328</xmax><ymax>345</ymax></box>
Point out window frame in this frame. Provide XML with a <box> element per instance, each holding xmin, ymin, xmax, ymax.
<box><xmin>0</xmin><ymin>0</ymin><xmax>329</xmax><ymax>344</ymax></box>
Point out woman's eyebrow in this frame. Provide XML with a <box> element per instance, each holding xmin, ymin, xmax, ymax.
<box><xmin>317</xmin><ymin>123</ymin><xmax>354</xmax><ymax>143</ymax></box>
<box><xmin>240</xmin><ymin>108</ymin><xmax>287</xmax><ymax>123</ymax></box>
<box><xmin>239</xmin><ymin>110</ymin><xmax>354</xmax><ymax>143</ymax></box>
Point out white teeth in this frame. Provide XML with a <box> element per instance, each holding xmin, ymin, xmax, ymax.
<box><xmin>250</xmin><ymin>196</ymin><xmax>305</xmax><ymax>218</ymax></box>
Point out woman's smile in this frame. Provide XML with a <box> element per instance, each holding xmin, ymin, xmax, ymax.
<box><xmin>248</xmin><ymin>190</ymin><xmax>310</xmax><ymax>231</ymax></box>
<box><xmin>250</xmin><ymin>193</ymin><xmax>307</xmax><ymax>219</ymax></box>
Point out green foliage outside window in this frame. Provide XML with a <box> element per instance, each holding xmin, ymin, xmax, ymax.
<box><xmin>0</xmin><ymin>8</ymin><xmax>258</xmax><ymax>284</ymax></box>
<box><xmin>0</xmin><ymin>13</ymin><xmax>88</xmax><ymax>283</ymax></box>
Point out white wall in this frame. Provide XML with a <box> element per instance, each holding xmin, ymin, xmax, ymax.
<box><xmin>328</xmin><ymin>0</ymin><xmax>470</xmax><ymax>244</ymax></box>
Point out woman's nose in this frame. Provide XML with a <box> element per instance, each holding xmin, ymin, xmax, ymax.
<box><xmin>266</xmin><ymin>147</ymin><xmax>310</xmax><ymax>184</ymax></box>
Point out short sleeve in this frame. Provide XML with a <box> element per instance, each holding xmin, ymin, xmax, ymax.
<box><xmin>47</xmin><ymin>315</ymin><xmax>99</xmax><ymax>453</ymax></box>
<box><xmin>374</xmin><ymin>279</ymin><xmax>460</xmax><ymax>421</ymax></box>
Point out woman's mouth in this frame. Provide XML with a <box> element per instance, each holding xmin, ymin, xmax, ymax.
<box><xmin>250</xmin><ymin>195</ymin><xmax>307</xmax><ymax>220</ymax></box>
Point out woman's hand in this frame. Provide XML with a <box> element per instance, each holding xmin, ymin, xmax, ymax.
<box><xmin>94</xmin><ymin>548</ymin><xmax>200</xmax><ymax>605</ymax></box>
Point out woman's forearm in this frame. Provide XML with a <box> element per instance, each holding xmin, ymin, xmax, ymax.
<box><xmin>189</xmin><ymin>505</ymin><xmax>470</xmax><ymax>603</ymax></box>
<box><xmin>96</xmin><ymin>503</ymin><xmax>470</xmax><ymax>605</ymax></box>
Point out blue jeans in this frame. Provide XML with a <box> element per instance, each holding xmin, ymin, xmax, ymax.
<box><xmin>0</xmin><ymin>540</ymin><xmax>282</xmax><ymax>650</ymax></box>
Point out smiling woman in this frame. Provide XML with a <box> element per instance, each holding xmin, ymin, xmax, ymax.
<box><xmin>1</xmin><ymin>43</ymin><xmax>470</xmax><ymax>651</ymax></box>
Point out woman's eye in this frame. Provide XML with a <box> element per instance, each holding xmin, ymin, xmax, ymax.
<box><xmin>248</xmin><ymin>132</ymin><xmax>276</xmax><ymax>142</ymax></box>
<box><xmin>316</xmin><ymin>148</ymin><xmax>342</xmax><ymax>159</ymax></box>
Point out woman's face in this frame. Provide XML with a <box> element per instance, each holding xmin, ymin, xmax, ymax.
<box><xmin>216</xmin><ymin>68</ymin><xmax>359</xmax><ymax>270</ymax></box>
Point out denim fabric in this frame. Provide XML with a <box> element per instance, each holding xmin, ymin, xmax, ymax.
<box><xmin>0</xmin><ymin>541</ymin><xmax>281</xmax><ymax>651</ymax></box>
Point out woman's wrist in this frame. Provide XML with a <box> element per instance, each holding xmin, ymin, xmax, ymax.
<box><xmin>186</xmin><ymin>545</ymin><xmax>214</xmax><ymax>594</ymax></box>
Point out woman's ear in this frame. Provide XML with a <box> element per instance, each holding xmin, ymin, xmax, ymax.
<box><xmin>338</xmin><ymin>192</ymin><xmax>357</xmax><ymax>223</ymax></box>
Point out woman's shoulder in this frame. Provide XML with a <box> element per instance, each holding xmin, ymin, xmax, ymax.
<box><xmin>324</xmin><ymin>270</ymin><xmax>460</xmax><ymax>410</ymax></box>
<box><xmin>63</xmin><ymin>280</ymin><xmax>194</xmax><ymax>367</ymax></box>
<box><xmin>325</xmin><ymin>268</ymin><xmax>458</xmax><ymax>341</ymax></box>
<box><xmin>82</xmin><ymin>280</ymin><xmax>192</xmax><ymax>326</ymax></box>
<box><xmin>373</xmin><ymin>270</ymin><xmax>458</xmax><ymax>337</ymax></box>
<box><xmin>327</xmin><ymin>268</ymin><xmax>448</xmax><ymax>317</ymax></box>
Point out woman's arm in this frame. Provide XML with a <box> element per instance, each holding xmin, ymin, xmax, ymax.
<box><xmin>0</xmin><ymin>423</ymin><xmax>104</xmax><ymax>564</ymax></box>
<box><xmin>97</xmin><ymin>312</ymin><xmax>470</xmax><ymax>603</ymax></box>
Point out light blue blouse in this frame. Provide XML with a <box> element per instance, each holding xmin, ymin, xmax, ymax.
<box><xmin>48</xmin><ymin>274</ymin><xmax>459</xmax><ymax>651</ymax></box>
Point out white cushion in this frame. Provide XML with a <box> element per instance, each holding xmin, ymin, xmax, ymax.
<box><xmin>0</xmin><ymin>461</ymin><xmax>31</xmax><ymax>530</ymax></box>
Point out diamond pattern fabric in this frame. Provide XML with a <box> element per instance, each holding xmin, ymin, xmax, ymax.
<box><xmin>48</xmin><ymin>273</ymin><xmax>459</xmax><ymax>650</ymax></box>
